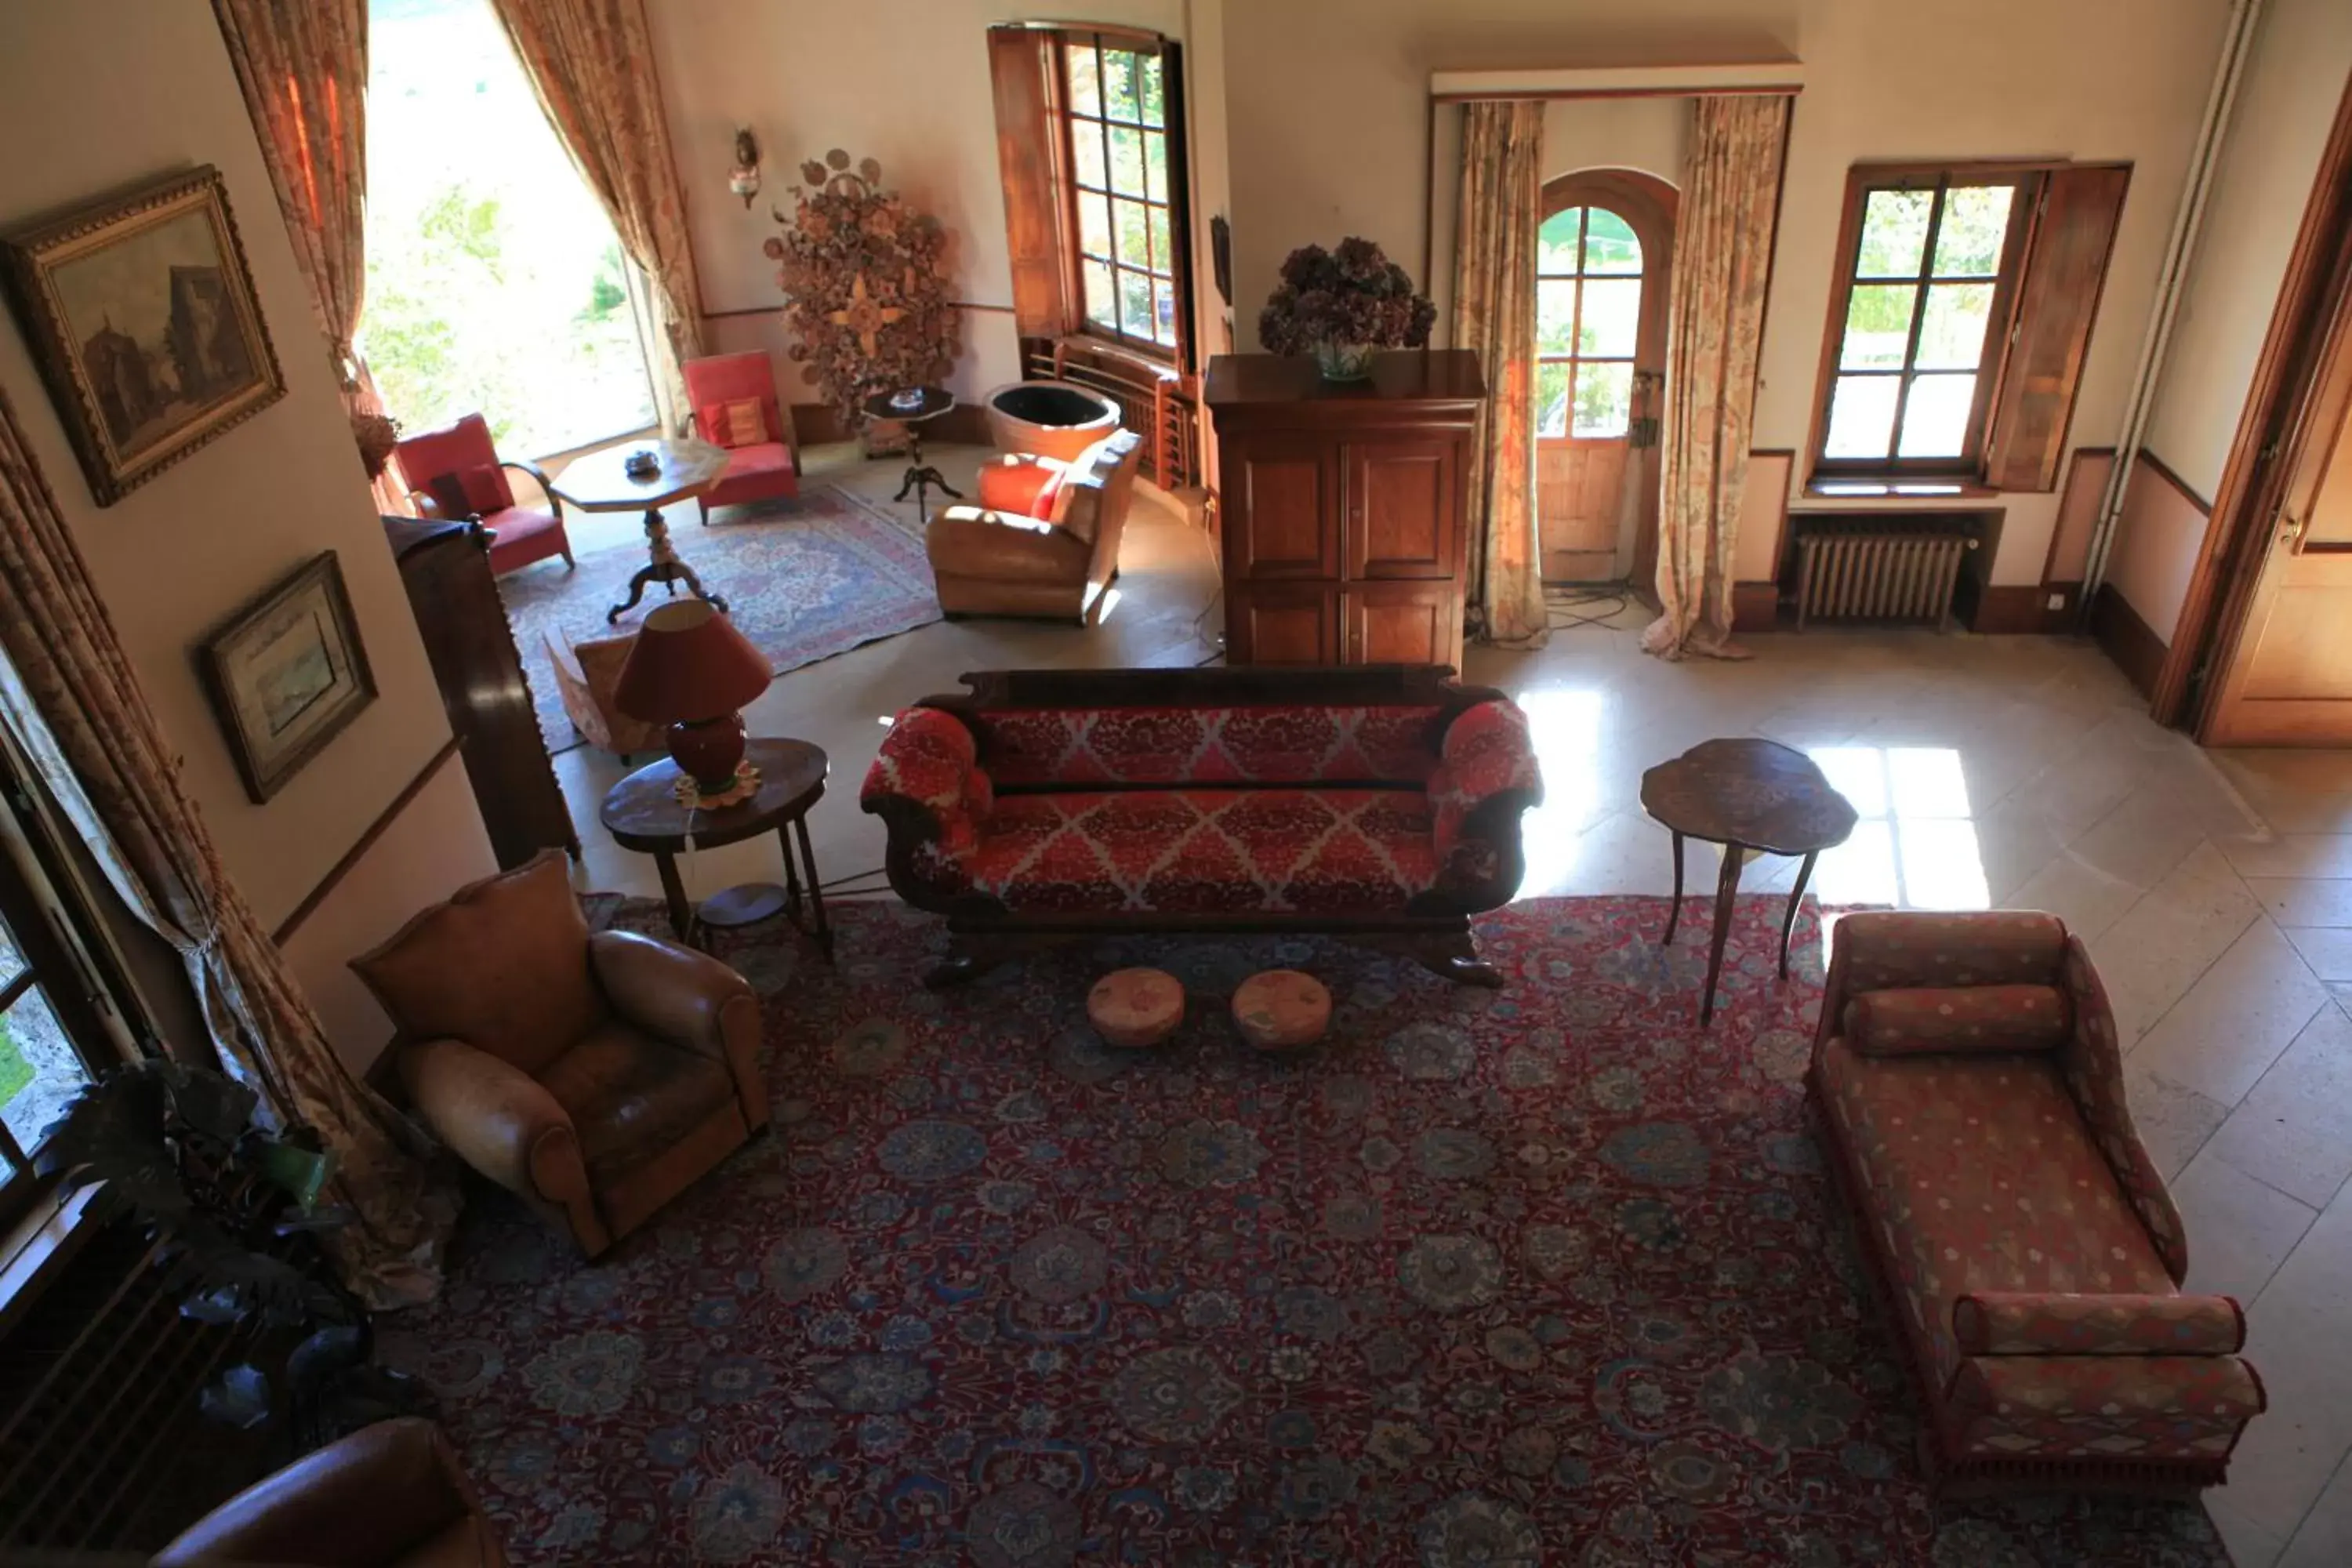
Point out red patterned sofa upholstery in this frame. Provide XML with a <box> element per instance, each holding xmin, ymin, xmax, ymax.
<box><xmin>861</xmin><ymin>667</ymin><xmax>1542</xmax><ymax>986</ymax></box>
<box><xmin>1810</xmin><ymin>910</ymin><xmax>2265</xmax><ymax>1495</ymax></box>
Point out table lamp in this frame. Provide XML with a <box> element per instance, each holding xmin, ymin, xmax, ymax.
<box><xmin>615</xmin><ymin>599</ymin><xmax>771</xmax><ymax>795</ymax></box>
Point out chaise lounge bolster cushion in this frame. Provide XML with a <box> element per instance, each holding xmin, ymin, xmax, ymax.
<box><xmin>1427</xmin><ymin>699</ymin><xmax>1542</xmax><ymax>858</ymax></box>
<box><xmin>1844</xmin><ymin>985</ymin><xmax>2073</xmax><ymax>1055</ymax></box>
<box><xmin>1952</xmin><ymin>1290</ymin><xmax>2247</xmax><ymax>1356</ymax></box>
<box><xmin>861</xmin><ymin>706</ymin><xmax>993</xmax><ymax>888</ymax></box>
<box><xmin>1942</xmin><ymin>1352</ymin><xmax>2266</xmax><ymax>1457</ymax></box>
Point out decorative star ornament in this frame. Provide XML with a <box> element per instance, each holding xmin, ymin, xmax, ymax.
<box><xmin>829</xmin><ymin>273</ymin><xmax>906</xmax><ymax>357</ymax></box>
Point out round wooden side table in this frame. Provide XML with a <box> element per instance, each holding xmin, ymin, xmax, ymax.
<box><xmin>1639</xmin><ymin>739</ymin><xmax>1857</xmax><ymax>1025</ymax></box>
<box><xmin>599</xmin><ymin>737</ymin><xmax>833</xmax><ymax>953</ymax></box>
<box><xmin>862</xmin><ymin>386</ymin><xmax>960</xmax><ymax>524</ymax></box>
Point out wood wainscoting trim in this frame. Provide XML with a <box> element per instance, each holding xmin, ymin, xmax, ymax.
<box><xmin>2091</xmin><ymin>583</ymin><xmax>2168</xmax><ymax>699</ymax></box>
<box><xmin>270</xmin><ymin>735</ymin><xmax>463</xmax><ymax>948</ymax></box>
<box><xmin>1970</xmin><ymin>585</ymin><xmax>2052</xmax><ymax>634</ymax></box>
<box><xmin>2137</xmin><ymin>446</ymin><xmax>2214</xmax><ymax>516</ymax></box>
<box><xmin>1731</xmin><ymin>581</ymin><xmax>1780</xmax><ymax>632</ymax></box>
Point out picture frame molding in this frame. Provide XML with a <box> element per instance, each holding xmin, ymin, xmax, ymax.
<box><xmin>1</xmin><ymin>163</ymin><xmax>286</xmax><ymax>506</ymax></box>
<box><xmin>197</xmin><ymin>551</ymin><xmax>376</xmax><ymax>804</ymax></box>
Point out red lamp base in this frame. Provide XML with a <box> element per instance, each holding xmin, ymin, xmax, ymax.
<box><xmin>668</xmin><ymin>713</ymin><xmax>747</xmax><ymax>793</ymax></box>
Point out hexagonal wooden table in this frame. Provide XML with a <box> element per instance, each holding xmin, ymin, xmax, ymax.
<box><xmin>546</xmin><ymin>437</ymin><xmax>732</xmax><ymax>622</ymax></box>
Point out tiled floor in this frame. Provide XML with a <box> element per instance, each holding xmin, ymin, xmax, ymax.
<box><xmin>547</xmin><ymin>446</ymin><xmax>2352</xmax><ymax>1564</ymax></box>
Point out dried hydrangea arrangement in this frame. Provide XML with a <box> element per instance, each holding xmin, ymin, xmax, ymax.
<box><xmin>1258</xmin><ymin>236</ymin><xmax>1436</xmax><ymax>380</ymax></box>
<box><xmin>764</xmin><ymin>150</ymin><xmax>958</xmax><ymax>429</ymax></box>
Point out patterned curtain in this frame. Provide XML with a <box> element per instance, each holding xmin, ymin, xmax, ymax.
<box><xmin>1641</xmin><ymin>94</ymin><xmax>1792</xmax><ymax>661</ymax></box>
<box><xmin>1452</xmin><ymin>101</ymin><xmax>1549</xmax><ymax>648</ymax></box>
<box><xmin>490</xmin><ymin>0</ymin><xmax>706</xmax><ymax>434</ymax></box>
<box><xmin>211</xmin><ymin>0</ymin><xmax>408</xmax><ymax>516</ymax></box>
<box><xmin>0</xmin><ymin>390</ymin><xmax>454</xmax><ymax>1308</ymax></box>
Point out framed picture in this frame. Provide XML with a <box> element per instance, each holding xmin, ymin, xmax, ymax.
<box><xmin>198</xmin><ymin>554</ymin><xmax>375</xmax><ymax>804</ymax></box>
<box><xmin>2</xmin><ymin>165</ymin><xmax>285</xmax><ymax>506</ymax></box>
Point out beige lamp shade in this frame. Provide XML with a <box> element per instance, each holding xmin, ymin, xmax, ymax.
<box><xmin>613</xmin><ymin>601</ymin><xmax>771</xmax><ymax>724</ymax></box>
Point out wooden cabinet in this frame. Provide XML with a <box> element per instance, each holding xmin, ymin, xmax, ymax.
<box><xmin>1207</xmin><ymin>350</ymin><xmax>1483</xmax><ymax>668</ymax></box>
<box><xmin>384</xmin><ymin>517</ymin><xmax>577</xmax><ymax>869</ymax></box>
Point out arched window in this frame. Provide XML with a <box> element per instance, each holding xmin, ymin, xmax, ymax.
<box><xmin>1536</xmin><ymin>205</ymin><xmax>1642</xmax><ymax>437</ymax></box>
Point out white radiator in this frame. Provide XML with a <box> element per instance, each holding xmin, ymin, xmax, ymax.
<box><xmin>1795</xmin><ymin>531</ymin><xmax>1974</xmax><ymax>631</ymax></box>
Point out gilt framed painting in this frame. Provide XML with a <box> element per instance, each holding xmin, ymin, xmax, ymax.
<box><xmin>199</xmin><ymin>554</ymin><xmax>375</xmax><ymax>804</ymax></box>
<box><xmin>2</xmin><ymin>165</ymin><xmax>285</xmax><ymax>505</ymax></box>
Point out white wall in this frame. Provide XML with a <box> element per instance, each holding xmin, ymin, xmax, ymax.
<box><xmin>2104</xmin><ymin>0</ymin><xmax>2352</xmax><ymax>639</ymax></box>
<box><xmin>1225</xmin><ymin>0</ymin><xmax>2234</xmax><ymax>588</ymax></box>
<box><xmin>0</xmin><ymin>1</ymin><xmax>497</xmax><ymax>1069</ymax></box>
<box><xmin>646</xmin><ymin>0</ymin><xmax>1231</xmax><ymax>404</ymax></box>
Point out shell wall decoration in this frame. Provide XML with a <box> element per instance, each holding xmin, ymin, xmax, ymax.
<box><xmin>764</xmin><ymin>150</ymin><xmax>959</xmax><ymax>430</ymax></box>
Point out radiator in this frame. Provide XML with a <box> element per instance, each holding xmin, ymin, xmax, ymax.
<box><xmin>1020</xmin><ymin>336</ymin><xmax>1204</xmax><ymax>492</ymax></box>
<box><xmin>1795</xmin><ymin>530</ymin><xmax>1974</xmax><ymax>630</ymax></box>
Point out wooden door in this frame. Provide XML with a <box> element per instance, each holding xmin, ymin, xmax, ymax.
<box><xmin>2206</xmin><ymin>301</ymin><xmax>2352</xmax><ymax>743</ymax></box>
<box><xmin>1344</xmin><ymin>580</ymin><xmax>1458</xmax><ymax>668</ymax></box>
<box><xmin>1228</xmin><ymin>581</ymin><xmax>1340</xmax><ymax>665</ymax></box>
<box><xmin>1536</xmin><ymin>175</ymin><xmax>1676</xmax><ymax>583</ymax></box>
<box><xmin>1223</xmin><ymin>434</ymin><xmax>1339</xmax><ymax>579</ymax></box>
<box><xmin>1345</xmin><ymin>437</ymin><xmax>1458</xmax><ymax>578</ymax></box>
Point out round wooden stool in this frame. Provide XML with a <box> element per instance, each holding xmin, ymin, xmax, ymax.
<box><xmin>1087</xmin><ymin>967</ymin><xmax>1184</xmax><ymax>1049</ymax></box>
<box><xmin>1232</xmin><ymin>970</ymin><xmax>1331</xmax><ymax>1051</ymax></box>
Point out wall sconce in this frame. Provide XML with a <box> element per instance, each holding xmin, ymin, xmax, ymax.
<box><xmin>728</xmin><ymin>128</ymin><xmax>761</xmax><ymax>208</ymax></box>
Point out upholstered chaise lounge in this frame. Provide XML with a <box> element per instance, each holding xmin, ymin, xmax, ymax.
<box><xmin>860</xmin><ymin>666</ymin><xmax>1542</xmax><ymax>986</ymax></box>
<box><xmin>1810</xmin><ymin>910</ymin><xmax>2266</xmax><ymax>1494</ymax></box>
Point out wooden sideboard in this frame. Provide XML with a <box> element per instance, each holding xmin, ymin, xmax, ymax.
<box><xmin>1204</xmin><ymin>350</ymin><xmax>1485</xmax><ymax>667</ymax></box>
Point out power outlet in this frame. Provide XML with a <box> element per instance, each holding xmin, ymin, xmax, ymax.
<box><xmin>2045</xmin><ymin>592</ymin><xmax>2067</xmax><ymax>611</ymax></box>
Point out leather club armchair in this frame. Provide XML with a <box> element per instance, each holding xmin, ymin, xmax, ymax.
<box><xmin>350</xmin><ymin>850</ymin><xmax>766</xmax><ymax>1258</ymax></box>
<box><xmin>153</xmin><ymin>1418</ymin><xmax>504</xmax><ymax>1566</ymax></box>
<box><xmin>927</xmin><ymin>427</ymin><xmax>1142</xmax><ymax>624</ymax></box>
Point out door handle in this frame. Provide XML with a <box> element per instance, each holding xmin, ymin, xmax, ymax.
<box><xmin>2279</xmin><ymin>509</ymin><xmax>2307</xmax><ymax>547</ymax></box>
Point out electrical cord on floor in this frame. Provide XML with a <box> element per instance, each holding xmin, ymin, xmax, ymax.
<box><xmin>1545</xmin><ymin>583</ymin><xmax>1634</xmax><ymax>631</ymax></box>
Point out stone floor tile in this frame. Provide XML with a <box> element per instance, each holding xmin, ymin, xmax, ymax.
<box><xmin>2006</xmin><ymin>854</ymin><xmax>2145</xmax><ymax>944</ymax></box>
<box><xmin>2210</xmin><ymin>1494</ymin><xmax>2289</xmax><ymax>1568</ymax></box>
<box><xmin>2245</xmin><ymin>1004</ymin><xmax>2352</xmax><ymax>1146</ymax></box>
<box><xmin>2223</xmin><ymin>835</ymin><xmax>2352</xmax><ymax>880</ymax></box>
<box><xmin>2175</xmin><ymin>1149</ymin><xmax>2318</xmax><ymax>1303</ymax></box>
<box><xmin>2249</xmin><ymin>878</ymin><xmax>2352</xmax><ymax>928</ymax></box>
<box><xmin>2280</xmin><ymin>1453</ymin><xmax>2352</xmax><ymax>1568</ymax></box>
<box><xmin>2125</xmin><ymin>1065</ymin><xmax>2230</xmax><ymax>1181</ymax></box>
<box><xmin>2205</xmin><ymin>1103</ymin><xmax>2352</xmax><ymax>1213</ymax></box>
<box><xmin>2130</xmin><ymin>920</ymin><xmax>2325</xmax><ymax>1102</ymax></box>
<box><xmin>2284</xmin><ymin>926</ymin><xmax>2352</xmax><ymax>982</ymax></box>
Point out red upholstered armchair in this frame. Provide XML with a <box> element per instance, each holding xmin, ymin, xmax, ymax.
<box><xmin>393</xmin><ymin>412</ymin><xmax>572</xmax><ymax>578</ymax></box>
<box><xmin>1809</xmin><ymin>910</ymin><xmax>2265</xmax><ymax>1494</ymax></box>
<box><xmin>683</xmin><ymin>351</ymin><xmax>800</xmax><ymax>522</ymax></box>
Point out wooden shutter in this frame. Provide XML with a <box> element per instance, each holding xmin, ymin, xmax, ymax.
<box><xmin>987</xmin><ymin>26</ymin><xmax>1075</xmax><ymax>338</ymax></box>
<box><xmin>1984</xmin><ymin>164</ymin><xmax>2132</xmax><ymax>492</ymax></box>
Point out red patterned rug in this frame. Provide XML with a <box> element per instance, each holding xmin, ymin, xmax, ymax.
<box><xmin>499</xmin><ymin>484</ymin><xmax>940</xmax><ymax>755</ymax></box>
<box><xmin>380</xmin><ymin>896</ymin><xmax>2230</xmax><ymax>1566</ymax></box>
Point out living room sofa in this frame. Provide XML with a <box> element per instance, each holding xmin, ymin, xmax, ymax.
<box><xmin>860</xmin><ymin>666</ymin><xmax>1542</xmax><ymax>985</ymax></box>
<box><xmin>1809</xmin><ymin>909</ymin><xmax>2266</xmax><ymax>1494</ymax></box>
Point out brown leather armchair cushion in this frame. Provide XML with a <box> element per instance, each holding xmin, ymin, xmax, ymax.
<box><xmin>927</xmin><ymin>427</ymin><xmax>1142</xmax><ymax>623</ymax></box>
<box><xmin>352</xmin><ymin>851</ymin><xmax>765</xmax><ymax>1257</ymax></box>
<box><xmin>153</xmin><ymin>1417</ymin><xmax>504</xmax><ymax>1567</ymax></box>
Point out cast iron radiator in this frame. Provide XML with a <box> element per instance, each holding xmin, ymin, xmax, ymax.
<box><xmin>1795</xmin><ymin>524</ymin><xmax>1976</xmax><ymax>630</ymax></box>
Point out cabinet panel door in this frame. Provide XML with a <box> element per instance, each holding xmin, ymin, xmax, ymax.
<box><xmin>1227</xmin><ymin>581</ymin><xmax>1340</xmax><ymax>665</ymax></box>
<box><xmin>1344</xmin><ymin>580</ymin><xmax>1460</xmax><ymax>669</ymax></box>
<box><xmin>1345</xmin><ymin>437</ymin><xmax>1459</xmax><ymax>579</ymax></box>
<box><xmin>1224</xmin><ymin>436</ymin><xmax>1339</xmax><ymax>579</ymax></box>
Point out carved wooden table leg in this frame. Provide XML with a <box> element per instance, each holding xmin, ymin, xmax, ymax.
<box><xmin>1780</xmin><ymin>849</ymin><xmax>1820</xmax><ymax>978</ymax></box>
<box><xmin>1663</xmin><ymin>830</ymin><xmax>1686</xmax><ymax>944</ymax></box>
<box><xmin>1700</xmin><ymin>842</ymin><xmax>1747</xmax><ymax>1025</ymax></box>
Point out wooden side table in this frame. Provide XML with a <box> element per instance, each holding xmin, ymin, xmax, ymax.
<box><xmin>546</xmin><ymin>438</ymin><xmax>731</xmax><ymax>624</ymax></box>
<box><xmin>862</xmin><ymin>386</ymin><xmax>960</xmax><ymax>524</ymax></box>
<box><xmin>599</xmin><ymin>738</ymin><xmax>833</xmax><ymax>953</ymax></box>
<box><xmin>1639</xmin><ymin>739</ymin><xmax>1857</xmax><ymax>1025</ymax></box>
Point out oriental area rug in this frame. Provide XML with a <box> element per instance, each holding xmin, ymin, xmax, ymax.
<box><xmin>499</xmin><ymin>485</ymin><xmax>940</xmax><ymax>754</ymax></box>
<box><xmin>379</xmin><ymin>896</ymin><xmax>2230</xmax><ymax>1566</ymax></box>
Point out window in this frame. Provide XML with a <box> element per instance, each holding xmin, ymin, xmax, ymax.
<box><xmin>1820</xmin><ymin>176</ymin><xmax>2024</xmax><ymax>472</ymax></box>
<box><xmin>1812</xmin><ymin>163</ymin><xmax>2130</xmax><ymax>491</ymax></box>
<box><xmin>986</xmin><ymin>24</ymin><xmax>1192</xmax><ymax>369</ymax></box>
<box><xmin>1061</xmin><ymin>36</ymin><xmax>1181</xmax><ymax>354</ymax></box>
<box><xmin>0</xmin><ymin>731</ymin><xmax>140</xmax><ymax>1220</ymax></box>
<box><xmin>361</xmin><ymin>0</ymin><xmax>655</xmax><ymax>458</ymax></box>
<box><xmin>1536</xmin><ymin>205</ymin><xmax>1642</xmax><ymax>437</ymax></box>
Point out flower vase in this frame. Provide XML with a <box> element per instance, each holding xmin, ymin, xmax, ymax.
<box><xmin>1312</xmin><ymin>340</ymin><xmax>1377</xmax><ymax>381</ymax></box>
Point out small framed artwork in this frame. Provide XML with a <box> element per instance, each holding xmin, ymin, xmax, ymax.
<box><xmin>199</xmin><ymin>554</ymin><xmax>376</xmax><ymax>804</ymax></box>
<box><xmin>1</xmin><ymin>165</ymin><xmax>285</xmax><ymax>506</ymax></box>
